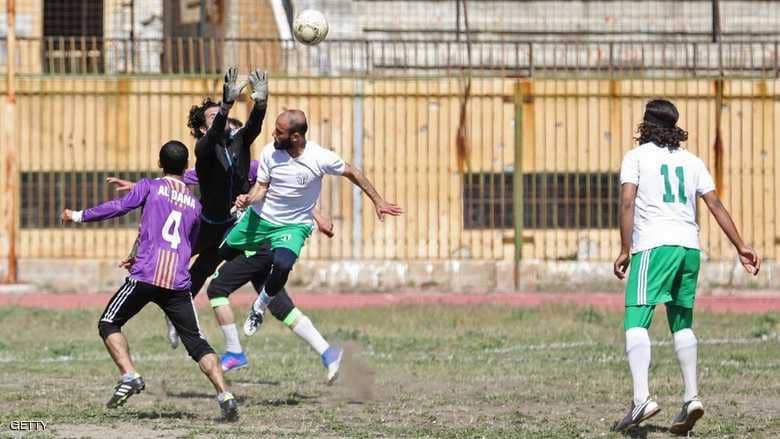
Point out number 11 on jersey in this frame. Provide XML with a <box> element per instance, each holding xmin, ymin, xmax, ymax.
<box><xmin>661</xmin><ymin>165</ymin><xmax>687</xmax><ymax>204</ymax></box>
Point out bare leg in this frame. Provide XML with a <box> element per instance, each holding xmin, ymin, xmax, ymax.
<box><xmin>214</xmin><ymin>304</ymin><xmax>235</xmax><ymax>326</ymax></box>
<box><xmin>104</xmin><ymin>332</ymin><xmax>136</xmax><ymax>375</ymax></box>
<box><xmin>198</xmin><ymin>353</ymin><xmax>229</xmax><ymax>394</ymax></box>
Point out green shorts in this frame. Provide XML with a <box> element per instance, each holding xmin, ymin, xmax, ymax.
<box><xmin>624</xmin><ymin>304</ymin><xmax>694</xmax><ymax>332</ymax></box>
<box><xmin>625</xmin><ymin>245</ymin><xmax>701</xmax><ymax>308</ymax></box>
<box><xmin>224</xmin><ymin>209</ymin><xmax>313</xmax><ymax>257</ymax></box>
<box><xmin>624</xmin><ymin>245</ymin><xmax>700</xmax><ymax>331</ymax></box>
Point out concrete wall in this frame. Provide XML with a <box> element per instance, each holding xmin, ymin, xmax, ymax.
<box><xmin>294</xmin><ymin>0</ymin><xmax>780</xmax><ymax>41</ymax></box>
<box><xmin>2</xmin><ymin>258</ymin><xmax>775</xmax><ymax>294</ymax></box>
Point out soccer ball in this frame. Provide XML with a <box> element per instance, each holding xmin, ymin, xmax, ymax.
<box><xmin>292</xmin><ymin>9</ymin><xmax>329</xmax><ymax>45</ymax></box>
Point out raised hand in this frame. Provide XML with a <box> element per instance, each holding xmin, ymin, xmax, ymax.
<box><xmin>222</xmin><ymin>67</ymin><xmax>248</xmax><ymax>105</ymax></box>
<box><xmin>248</xmin><ymin>69</ymin><xmax>268</xmax><ymax>107</ymax></box>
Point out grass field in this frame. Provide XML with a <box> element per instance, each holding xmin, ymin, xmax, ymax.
<box><xmin>0</xmin><ymin>302</ymin><xmax>778</xmax><ymax>438</ymax></box>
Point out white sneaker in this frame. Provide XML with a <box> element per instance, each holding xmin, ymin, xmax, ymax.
<box><xmin>321</xmin><ymin>346</ymin><xmax>343</xmax><ymax>385</ymax></box>
<box><xmin>670</xmin><ymin>398</ymin><xmax>704</xmax><ymax>435</ymax></box>
<box><xmin>243</xmin><ymin>306</ymin><xmax>264</xmax><ymax>336</ymax></box>
<box><xmin>165</xmin><ymin>316</ymin><xmax>179</xmax><ymax>349</ymax></box>
<box><xmin>611</xmin><ymin>397</ymin><xmax>661</xmax><ymax>432</ymax></box>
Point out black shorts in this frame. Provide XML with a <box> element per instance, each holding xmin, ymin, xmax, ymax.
<box><xmin>98</xmin><ymin>278</ymin><xmax>215</xmax><ymax>362</ymax></box>
<box><xmin>208</xmin><ymin>250</ymin><xmax>272</xmax><ymax>297</ymax></box>
<box><xmin>189</xmin><ymin>219</ymin><xmax>236</xmax><ymax>297</ymax></box>
<box><xmin>192</xmin><ymin>220</ymin><xmax>234</xmax><ymax>256</ymax></box>
<box><xmin>207</xmin><ymin>250</ymin><xmax>296</xmax><ymax>321</ymax></box>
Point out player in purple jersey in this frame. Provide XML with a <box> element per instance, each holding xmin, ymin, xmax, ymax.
<box><xmin>108</xmin><ymin>159</ymin><xmax>343</xmax><ymax>378</ymax></box>
<box><xmin>61</xmin><ymin>141</ymin><xmax>239</xmax><ymax>421</ymax></box>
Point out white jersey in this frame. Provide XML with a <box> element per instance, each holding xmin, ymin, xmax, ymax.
<box><xmin>620</xmin><ymin>142</ymin><xmax>716</xmax><ymax>253</ymax></box>
<box><xmin>251</xmin><ymin>141</ymin><xmax>346</xmax><ymax>225</ymax></box>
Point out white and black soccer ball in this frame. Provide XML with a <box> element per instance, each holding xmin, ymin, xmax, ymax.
<box><xmin>292</xmin><ymin>9</ymin><xmax>329</xmax><ymax>46</ymax></box>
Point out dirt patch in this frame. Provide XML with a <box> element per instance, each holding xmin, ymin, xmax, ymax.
<box><xmin>50</xmin><ymin>424</ymin><xmax>190</xmax><ymax>439</ymax></box>
<box><xmin>337</xmin><ymin>342</ymin><xmax>376</xmax><ymax>403</ymax></box>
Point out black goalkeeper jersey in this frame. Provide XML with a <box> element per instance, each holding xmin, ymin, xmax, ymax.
<box><xmin>194</xmin><ymin>102</ymin><xmax>266</xmax><ymax>224</ymax></box>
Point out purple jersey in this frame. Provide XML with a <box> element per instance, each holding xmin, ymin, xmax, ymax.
<box><xmin>182</xmin><ymin>160</ymin><xmax>259</xmax><ymax>187</ymax></box>
<box><xmin>82</xmin><ymin>177</ymin><xmax>201</xmax><ymax>290</ymax></box>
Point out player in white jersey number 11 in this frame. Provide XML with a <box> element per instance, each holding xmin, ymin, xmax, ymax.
<box><xmin>611</xmin><ymin>99</ymin><xmax>759</xmax><ymax>434</ymax></box>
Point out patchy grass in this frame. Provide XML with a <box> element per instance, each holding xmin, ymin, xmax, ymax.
<box><xmin>0</xmin><ymin>303</ymin><xmax>778</xmax><ymax>437</ymax></box>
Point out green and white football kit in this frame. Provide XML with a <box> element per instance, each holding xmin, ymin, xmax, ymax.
<box><xmin>225</xmin><ymin>141</ymin><xmax>346</xmax><ymax>255</ymax></box>
<box><xmin>620</xmin><ymin>142</ymin><xmax>715</xmax><ymax>330</ymax></box>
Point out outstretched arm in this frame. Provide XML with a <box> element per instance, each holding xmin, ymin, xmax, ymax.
<box><xmin>341</xmin><ymin>164</ymin><xmax>403</xmax><ymax>221</ymax></box>
<box><xmin>196</xmin><ymin>67</ymin><xmax>247</xmax><ymax>159</ymax></box>
<box><xmin>195</xmin><ymin>104</ymin><xmax>230</xmax><ymax>159</ymax></box>
<box><xmin>240</xmin><ymin>69</ymin><xmax>269</xmax><ymax>147</ymax></box>
<box><xmin>62</xmin><ymin>180</ymin><xmax>150</xmax><ymax>224</ymax></box>
<box><xmin>106</xmin><ymin>176</ymin><xmax>135</xmax><ymax>193</ymax></box>
<box><xmin>614</xmin><ymin>183</ymin><xmax>637</xmax><ymax>279</ymax></box>
<box><xmin>701</xmin><ymin>191</ymin><xmax>760</xmax><ymax>275</ymax></box>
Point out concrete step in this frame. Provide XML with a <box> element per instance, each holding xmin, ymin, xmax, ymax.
<box><xmin>0</xmin><ymin>284</ymin><xmax>38</xmax><ymax>295</ymax></box>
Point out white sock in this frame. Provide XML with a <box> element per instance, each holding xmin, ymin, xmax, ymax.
<box><xmin>252</xmin><ymin>289</ymin><xmax>272</xmax><ymax>313</ymax></box>
<box><xmin>673</xmin><ymin>328</ymin><xmax>699</xmax><ymax>402</ymax></box>
<box><xmin>121</xmin><ymin>371</ymin><xmax>139</xmax><ymax>382</ymax></box>
<box><xmin>626</xmin><ymin>327</ymin><xmax>652</xmax><ymax>406</ymax></box>
<box><xmin>292</xmin><ymin>315</ymin><xmax>329</xmax><ymax>355</ymax></box>
<box><xmin>221</xmin><ymin>324</ymin><xmax>242</xmax><ymax>354</ymax></box>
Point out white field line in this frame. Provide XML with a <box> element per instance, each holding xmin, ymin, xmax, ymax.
<box><xmin>483</xmin><ymin>333</ymin><xmax>778</xmax><ymax>354</ymax></box>
<box><xmin>0</xmin><ymin>333</ymin><xmax>775</xmax><ymax>364</ymax></box>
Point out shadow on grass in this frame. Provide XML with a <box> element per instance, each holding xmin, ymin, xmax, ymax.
<box><xmin>229</xmin><ymin>378</ymin><xmax>281</xmax><ymax>386</ymax></box>
<box><xmin>134</xmin><ymin>410</ymin><xmax>198</xmax><ymax>420</ymax></box>
<box><xmin>251</xmin><ymin>391</ymin><xmax>318</xmax><ymax>407</ymax></box>
<box><xmin>164</xmin><ymin>391</ymin><xmax>250</xmax><ymax>403</ymax></box>
<box><xmin>164</xmin><ymin>390</ymin><xmax>212</xmax><ymax>399</ymax></box>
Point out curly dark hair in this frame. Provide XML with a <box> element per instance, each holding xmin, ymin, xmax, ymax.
<box><xmin>187</xmin><ymin>97</ymin><xmax>220</xmax><ymax>139</ymax></box>
<box><xmin>634</xmin><ymin>123</ymin><xmax>689</xmax><ymax>150</ymax></box>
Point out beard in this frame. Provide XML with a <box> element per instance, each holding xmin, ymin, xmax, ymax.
<box><xmin>274</xmin><ymin>138</ymin><xmax>293</xmax><ymax>150</ymax></box>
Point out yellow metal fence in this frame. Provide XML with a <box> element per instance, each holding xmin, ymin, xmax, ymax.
<box><xmin>0</xmin><ymin>77</ymin><xmax>778</xmax><ymax>261</ymax></box>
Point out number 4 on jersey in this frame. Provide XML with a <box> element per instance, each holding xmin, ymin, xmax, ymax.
<box><xmin>661</xmin><ymin>164</ymin><xmax>687</xmax><ymax>204</ymax></box>
<box><xmin>162</xmin><ymin>210</ymin><xmax>183</xmax><ymax>249</ymax></box>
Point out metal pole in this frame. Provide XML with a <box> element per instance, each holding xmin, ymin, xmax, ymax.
<box><xmin>513</xmin><ymin>81</ymin><xmax>524</xmax><ymax>289</ymax></box>
<box><xmin>455</xmin><ymin>0</ymin><xmax>461</xmax><ymax>42</ymax></box>
<box><xmin>198</xmin><ymin>0</ymin><xmax>207</xmax><ymax>37</ymax></box>
<box><xmin>713</xmin><ymin>79</ymin><xmax>725</xmax><ymax>194</ymax></box>
<box><xmin>352</xmin><ymin>80</ymin><xmax>364</xmax><ymax>259</ymax></box>
<box><xmin>711</xmin><ymin>0</ymin><xmax>721</xmax><ymax>43</ymax></box>
<box><xmin>712</xmin><ymin>0</ymin><xmax>723</xmax><ymax>76</ymax></box>
<box><xmin>3</xmin><ymin>0</ymin><xmax>17</xmax><ymax>283</ymax></box>
<box><xmin>130</xmin><ymin>0</ymin><xmax>135</xmax><ymax>73</ymax></box>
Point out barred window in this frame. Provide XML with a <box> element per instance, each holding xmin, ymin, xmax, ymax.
<box><xmin>20</xmin><ymin>171</ymin><xmax>157</xmax><ymax>229</ymax></box>
<box><xmin>43</xmin><ymin>0</ymin><xmax>103</xmax><ymax>37</ymax></box>
<box><xmin>463</xmin><ymin>172</ymin><xmax>620</xmax><ymax>230</ymax></box>
<box><xmin>43</xmin><ymin>0</ymin><xmax>104</xmax><ymax>73</ymax></box>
